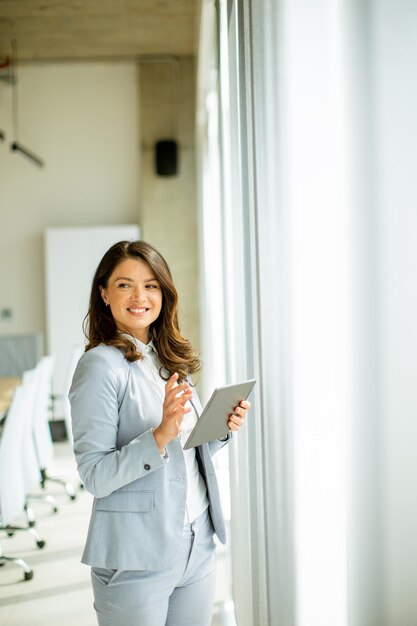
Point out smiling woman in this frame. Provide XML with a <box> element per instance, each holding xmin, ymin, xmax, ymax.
<box><xmin>70</xmin><ymin>238</ymin><xmax>251</xmax><ymax>626</ymax></box>
<box><xmin>83</xmin><ymin>240</ymin><xmax>200</xmax><ymax>381</ymax></box>
<box><xmin>99</xmin><ymin>258</ymin><xmax>163</xmax><ymax>344</ymax></box>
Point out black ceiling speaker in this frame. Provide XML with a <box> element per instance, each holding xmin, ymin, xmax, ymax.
<box><xmin>155</xmin><ymin>140</ymin><xmax>178</xmax><ymax>176</ymax></box>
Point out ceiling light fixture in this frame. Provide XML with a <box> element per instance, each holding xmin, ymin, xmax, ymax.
<box><xmin>7</xmin><ymin>37</ymin><xmax>44</xmax><ymax>167</ymax></box>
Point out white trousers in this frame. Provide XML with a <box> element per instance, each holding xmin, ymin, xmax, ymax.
<box><xmin>91</xmin><ymin>508</ymin><xmax>217</xmax><ymax>626</ymax></box>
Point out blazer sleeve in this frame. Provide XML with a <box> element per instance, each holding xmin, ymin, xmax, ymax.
<box><xmin>69</xmin><ymin>349</ymin><xmax>164</xmax><ymax>498</ymax></box>
<box><xmin>208</xmin><ymin>433</ymin><xmax>233</xmax><ymax>456</ymax></box>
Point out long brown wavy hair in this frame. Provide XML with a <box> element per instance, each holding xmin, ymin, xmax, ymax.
<box><xmin>84</xmin><ymin>240</ymin><xmax>201</xmax><ymax>381</ymax></box>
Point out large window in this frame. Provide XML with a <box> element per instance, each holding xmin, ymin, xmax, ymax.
<box><xmin>198</xmin><ymin>0</ymin><xmax>359</xmax><ymax>624</ymax></box>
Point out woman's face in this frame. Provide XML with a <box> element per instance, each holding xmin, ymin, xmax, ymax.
<box><xmin>100</xmin><ymin>257</ymin><xmax>163</xmax><ymax>343</ymax></box>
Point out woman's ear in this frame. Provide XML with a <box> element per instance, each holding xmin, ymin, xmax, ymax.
<box><xmin>99</xmin><ymin>286</ymin><xmax>109</xmax><ymax>306</ymax></box>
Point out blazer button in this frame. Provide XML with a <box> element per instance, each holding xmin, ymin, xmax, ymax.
<box><xmin>144</xmin><ymin>463</ymin><xmax>151</xmax><ymax>470</ymax></box>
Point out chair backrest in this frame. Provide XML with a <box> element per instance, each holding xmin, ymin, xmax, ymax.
<box><xmin>31</xmin><ymin>356</ymin><xmax>55</xmax><ymax>469</ymax></box>
<box><xmin>0</xmin><ymin>386</ymin><xmax>27</xmax><ymax>526</ymax></box>
<box><xmin>20</xmin><ymin>369</ymin><xmax>42</xmax><ymax>491</ymax></box>
<box><xmin>0</xmin><ymin>333</ymin><xmax>43</xmax><ymax>377</ymax></box>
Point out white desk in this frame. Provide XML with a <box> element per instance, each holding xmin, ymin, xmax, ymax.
<box><xmin>0</xmin><ymin>377</ymin><xmax>20</xmax><ymax>419</ymax></box>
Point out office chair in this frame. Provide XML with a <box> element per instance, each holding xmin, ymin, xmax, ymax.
<box><xmin>0</xmin><ymin>384</ymin><xmax>46</xmax><ymax>581</ymax></box>
<box><xmin>26</xmin><ymin>357</ymin><xmax>77</xmax><ymax>513</ymax></box>
<box><xmin>0</xmin><ymin>543</ymin><xmax>33</xmax><ymax>581</ymax></box>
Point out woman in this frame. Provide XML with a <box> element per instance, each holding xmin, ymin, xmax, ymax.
<box><xmin>69</xmin><ymin>240</ymin><xmax>250</xmax><ymax>626</ymax></box>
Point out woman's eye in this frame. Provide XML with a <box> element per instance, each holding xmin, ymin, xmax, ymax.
<box><xmin>118</xmin><ymin>283</ymin><xmax>131</xmax><ymax>288</ymax></box>
<box><xmin>146</xmin><ymin>284</ymin><xmax>159</xmax><ymax>289</ymax></box>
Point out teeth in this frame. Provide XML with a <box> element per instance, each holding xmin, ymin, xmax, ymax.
<box><xmin>129</xmin><ymin>308</ymin><xmax>147</xmax><ymax>313</ymax></box>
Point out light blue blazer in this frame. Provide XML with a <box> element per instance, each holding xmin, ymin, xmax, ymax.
<box><xmin>69</xmin><ymin>344</ymin><xmax>230</xmax><ymax>571</ymax></box>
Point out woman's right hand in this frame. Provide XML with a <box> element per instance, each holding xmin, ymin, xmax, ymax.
<box><xmin>152</xmin><ymin>372</ymin><xmax>193</xmax><ymax>454</ymax></box>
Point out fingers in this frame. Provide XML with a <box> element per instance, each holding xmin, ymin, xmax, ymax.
<box><xmin>155</xmin><ymin>374</ymin><xmax>194</xmax><ymax>449</ymax></box>
<box><xmin>232</xmin><ymin>401</ymin><xmax>250</xmax><ymax>417</ymax></box>
<box><xmin>228</xmin><ymin>399</ymin><xmax>251</xmax><ymax>431</ymax></box>
<box><xmin>167</xmin><ymin>382</ymin><xmax>193</xmax><ymax>408</ymax></box>
<box><xmin>165</xmin><ymin>373</ymin><xmax>192</xmax><ymax>400</ymax></box>
<box><xmin>163</xmin><ymin>373</ymin><xmax>193</xmax><ymax>419</ymax></box>
<box><xmin>165</xmin><ymin>372</ymin><xmax>179</xmax><ymax>392</ymax></box>
<box><xmin>228</xmin><ymin>414</ymin><xmax>245</xmax><ymax>429</ymax></box>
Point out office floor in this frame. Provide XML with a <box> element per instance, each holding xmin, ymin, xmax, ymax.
<box><xmin>0</xmin><ymin>442</ymin><xmax>236</xmax><ymax>626</ymax></box>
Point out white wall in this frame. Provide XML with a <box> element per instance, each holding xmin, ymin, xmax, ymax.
<box><xmin>374</xmin><ymin>1</ymin><xmax>417</xmax><ymax>623</ymax></box>
<box><xmin>0</xmin><ymin>62</ymin><xmax>140</xmax><ymax>348</ymax></box>
<box><xmin>44</xmin><ymin>224</ymin><xmax>140</xmax><ymax>417</ymax></box>
<box><xmin>139</xmin><ymin>58</ymin><xmax>200</xmax><ymax>353</ymax></box>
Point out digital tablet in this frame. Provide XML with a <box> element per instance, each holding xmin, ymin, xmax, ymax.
<box><xmin>183</xmin><ymin>379</ymin><xmax>256</xmax><ymax>450</ymax></box>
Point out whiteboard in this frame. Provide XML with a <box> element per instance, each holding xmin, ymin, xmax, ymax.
<box><xmin>44</xmin><ymin>224</ymin><xmax>140</xmax><ymax>417</ymax></box>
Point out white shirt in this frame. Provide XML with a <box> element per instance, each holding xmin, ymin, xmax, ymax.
<box><xmin>129</xmin><ymin>336</ymin><xmax>209</xmax><ymax>523</ymax></box>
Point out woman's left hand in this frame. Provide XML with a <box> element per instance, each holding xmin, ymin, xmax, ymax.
<box><xmin>228</xmin><ymin>400</ymin><xmax>251</xmax><ymax>432</ymax></box>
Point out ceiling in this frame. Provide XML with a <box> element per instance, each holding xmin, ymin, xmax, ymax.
<box><xmin>0</xmin><ymin>0</ymin><xmax>197</xmax><ymax>63</ymax></box>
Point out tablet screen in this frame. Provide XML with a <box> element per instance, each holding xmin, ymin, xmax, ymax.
<box><xmin>183</xmin><ymin>379</ymin><xmax>256</xmax><ymax>449</ymax></box>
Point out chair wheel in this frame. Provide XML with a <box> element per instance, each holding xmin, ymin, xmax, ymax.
<box><xmin>70</xmin><ymin>494</ymin><xmax>76</xmax><ymax>501</ymax></box>
<box><xmin>37</xmin><ymin>540</ymin><xmax>46</xmax><ymax>549</ymax></box>
<box><xmin>24</xmin><ymin>570</ymin><xmax>34</xmax><ymax>581</ymax></box>
<box><xmin>7</xmin><ymin>531</ymin><xmax>14</xmax><ymax>537</ymax></box>
<box><xmin>53</xmin><ymin>506</ymin><xmax>58</xmax><ymax>513</ymax></box>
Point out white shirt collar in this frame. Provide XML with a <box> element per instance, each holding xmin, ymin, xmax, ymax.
<box><xmin>119</xmin><ymin>333</ymin><xmax>156</xmax><ymax>356</ymax></box>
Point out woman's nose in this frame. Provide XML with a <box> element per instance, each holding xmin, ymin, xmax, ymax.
<box><xmin>132</xmin><ymin>285</ymin><xmax>146</xmax><ymax>301</ymax></box>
